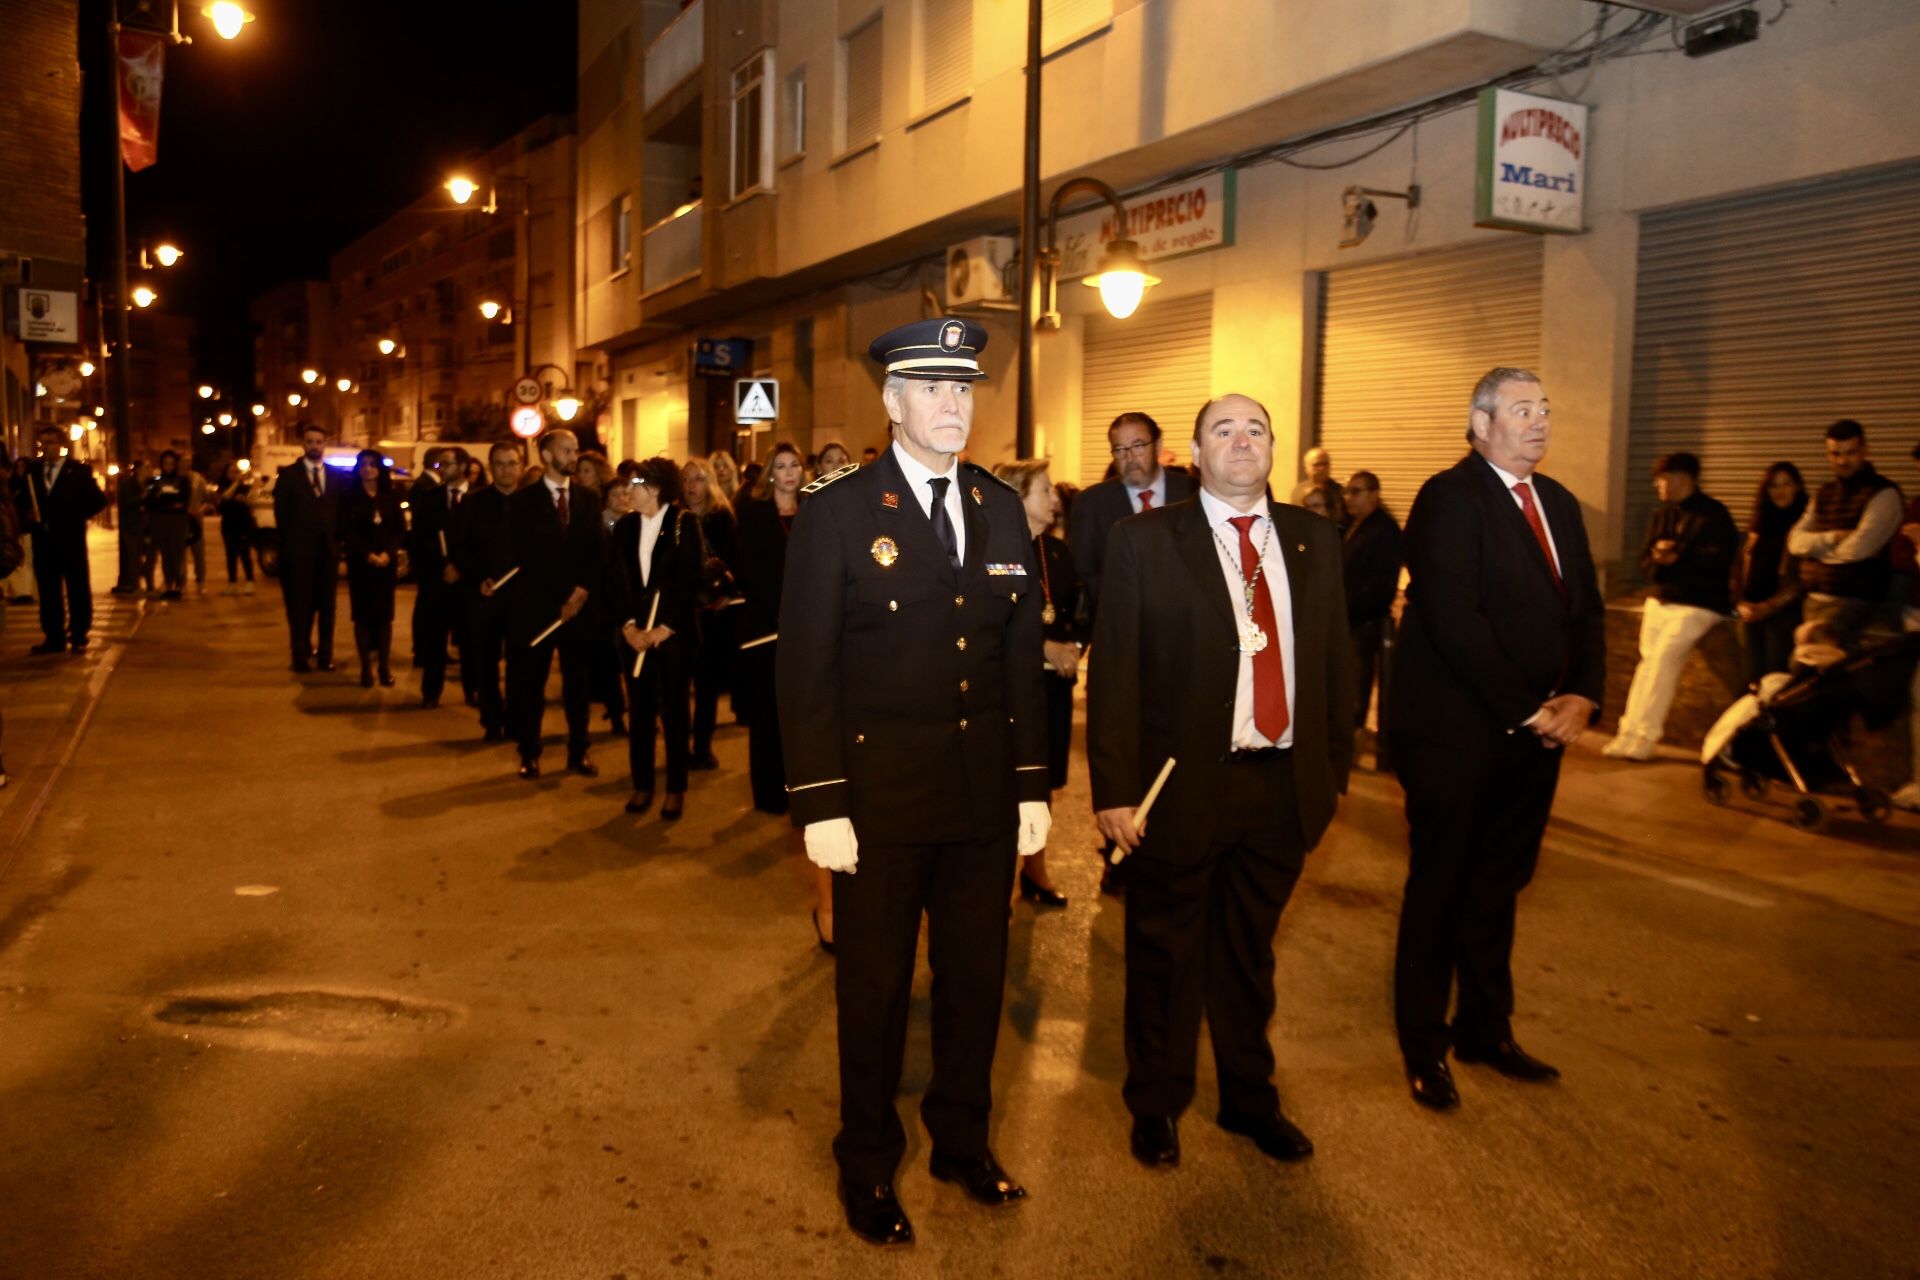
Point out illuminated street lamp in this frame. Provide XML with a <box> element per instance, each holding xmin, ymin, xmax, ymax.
<box><xmin>301</xmin><ymin>368</ymin><xmax>320</xmax><ymax>385</ymax></box>
<box><xmin>237</xmin><ymin>458</ymin><xmax>251</xmax><ymax>474</ymax></box>
<box><xmin>336</xmin><ymin>377</ymin><xmax>353</xmax><ymax>393</ymax></box>
<box><xmin>198</xmin><ymin>384</ymin><xmax>216</xmax><ymax>399</ymax></box>
<box><xmin>478</xmin><ymin>299</ymin><xmax>503</xmax><ymax>321</ymax></box>
<box><xmin>287</xmin><ymin>392</ymin><xmax>304</xmax><ymax>407</ymax></box>
<box><xmin>203</xmin><ymin>2</ymin><xmax>254</xmax><ymax>40</ymax></box>
<box><xmin>70</xmin><ymin>424</ymin><xmax>85</xmax><ymax>442</ymax></box>
<box><xmin>377</xmin><ymin>338</ymin><xmax>398</xmax><ymax>356</ymax></box>
<box><xmin>131</xmin><ymin>285</ymin><xmax>157</xmax><ymax>309</ymax></box>
<box><xmin>200</xmin><ymin>423</ymin><xmax>216</xmax><ymax>435</ymax></box>
<box><xmin>217</xmin><ymin>412</ymin><xmax>233</xmax><ymax>426</ymax></box>
<box><xmin>79</xmin><ymin>360</ymin><xmax>96</xmax><ymax>377</ymax></box>
<box><xmin>152</xmin><ymin>242</ymin><xmax>183</xmax><ymax>267</ymax></box>
<box><xmin>446</xmin><ymin>176</ymin><xmax>479</xmax><ymax>206</ymax></box>
<box><xmin>553</xmin><ymin>394</ymin><xmax>581</xmax><ymax>422</ymax></box>
<box><xmin>250</xmin><ymin>402</ymin><xmax>266</xmax><ymax>417</ymax></box>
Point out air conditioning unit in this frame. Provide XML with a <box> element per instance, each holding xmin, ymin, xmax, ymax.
<box><xmin>945</xmin><ymin>236</ymin><xmax>1017</xmax><ymax>311</ymax></box>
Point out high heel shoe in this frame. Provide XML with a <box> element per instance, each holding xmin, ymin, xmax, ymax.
<box><xmin>661</xmin><ymin>793</ymin><xmax>684</xmax><ymax>821</ymax></box>
<box><xmin>1019</xmin><ymin>871</ymin><xmax>1068</xmax><ymax>909</ymax></box>
<box><xmin>625</xmin><ymin>790</ymin><xmax>654</xmax><ymax>814</ymax></box>
<box><xmin>812</xmin><ymin>909</ymin><xmax>835</xmax><ymax>956</ymax></box>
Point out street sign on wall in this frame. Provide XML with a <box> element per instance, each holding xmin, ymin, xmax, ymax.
<box><xmin>694</xmin><ymin>337</ymin><xmax>751</xmax><ymax>376</ymax></box>
<box><xmin>1053</xmin><ymin>169</ymin><xmax>1236</xmax><ymax>281</ymax></box>
<box><xmin>1475</xmin><ymin>87</ymin><xmax>1588</xmax><ymax>234</ymax></box>
<box><xmin>16</xmin><ymin>289</ymin><xmax>79</xmax><ymax>343</ymax></box>
<box><xmin>734</xmin><ymin>378</ymin><xmax>778</xmax><ymax>425</ymax></box>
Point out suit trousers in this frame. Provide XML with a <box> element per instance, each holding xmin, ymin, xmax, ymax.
<box><xmin>1350</xmin><ymin>616</ymin><xmax>1388</xmax><ymax>731</ymax></box>
<box><xmin>413</xmin><ymin>582</ymin><xmax>454</xmax><ymax>702</ymax></box>
<box><xmin>1122</xmin><ymin>753</ymin><xmax>1302</xmax><ymax>1121</ymax></box>
<box><xmin>830</xmin><ymin>832</ymin><xmax>1018</xmax><ymax>1186</ymax></box>
<box><xmin>1392</xmin><ymin>730</ymin><xmax>1563</xmax><ymax>1062</ymax></box>
<box><xmin>33</xmin><ymin>534</ymin><xmax>92</xmax><ymax>645</ymax></box>
<box><xmin>739</xmin><ymin>642</ymin><xmax>786</xmax><ymax>813</ymax></box>
<box><xmin>279</xmin><ymin>548</ymin><xmax>337</xmax><ymax>663</ymax></box>
<box><xmin>507</xmin><ymin>626</ymin><xmax>592</xmax><ymax>761</ymax></box>
<box><xmin>467</xmin><ymin>594</ymin><xmax>509</xmax><ymax>732</ymax></box>
<box><xmin>1042</xmin><ymin>670</ymin><xmax>1076</xmax><ymax>790</ymax></box>
<box><xmin>691</xmin><ymin>605</ymin><xmax>736</xmax><ymax>755</ymax></box>
<box><xmin>622</xmin><ymin>637</ymin><xmax>692</xmax><ymax>792</ymax></box>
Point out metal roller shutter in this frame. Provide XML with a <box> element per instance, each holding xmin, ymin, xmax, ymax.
<box><xmin>922</xmin><ymin>0</ymin><xmax>971</xmax><ymax>107</ymax></box>
<box><xmin>1627</xmin><ymin>163</ymin><xmax>1920</xmax><ymax>566</ymax></box>
<box><xmin>1079</xmin><ymin>290</ymin><xmax>1211</xmax><ymax>485</ymax></box>
<box><xmin>1314</xmin><ymin>238</ymin><xmax>1543</xmax><ymax>515</ymax></box>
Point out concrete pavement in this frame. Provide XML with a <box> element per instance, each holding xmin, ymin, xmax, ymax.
<box><xmin>1</xmin><ymin>533</ymin><xmax>1917</xmax><ymax>1279</ymax></box>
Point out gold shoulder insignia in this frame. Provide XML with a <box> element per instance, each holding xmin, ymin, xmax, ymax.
<box><xmin>964</xmin><ymin>462</ymin><xmax>1019</xmax><ymax>495</ymax></box>
<box><xmin>801</xmin><ymin>463</ymin><xmax>860</xmax><ymax>496</ymax></box>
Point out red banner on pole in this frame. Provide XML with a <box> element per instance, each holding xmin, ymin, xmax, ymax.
<box><xmin>117</xmin><ymin>29</ymin><xmax>167</xmax><ymax>172</ymax></box>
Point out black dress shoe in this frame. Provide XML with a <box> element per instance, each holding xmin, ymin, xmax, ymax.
<box><xmin>1406</xmin><ymin>1059</ymin><xmax>1461</xmax><ymax>1111</ymax></box>
<box><xmin>422</xmin><ymin>696</ymin><xmax>440</xmax><ymax>709</ymax></box>
<box><xmin>568</xmin><ymin>752</ymin><xmax>599</xmax><ymax>778</ymax></box>
<box><xmin>70</xmin><ymin>640</ymin><xmax>89</xmax><ymax>654</ymax></box>
<box><xmin>839</xmin><ymin>1180</ymin><xmax>913</xmax><ymax>1246</ymax></box>
<box><xmin>292</xmin><ymin>660</ymin><xmax>313</xmax><ymax>674</ymax></box>
<box><xmin>1019</xmin><ymin>872</ymin><xmax>1068</xmax><ymax>908</ymax></box>
<box><xmin>607</xmin><ymin>713</ymin><xmax>626</xmax><ymax>736</ymax></box>
<box><xmin>1454</xmin><ymin>1039</ymin><xmax>1560</xmax><ymax>1082</ymax></box>
<box><xmin>929</xmin><ymin>1151</ymin><xmax>1027</xmax><ymax>1207</ymax></box>
<box><xmin>483</xmin><ymin>725</ymin><xmax>506</xmax><ymax>744</ymax></box>
<box><xmin>1130</xmin><ymin>1116</ymin><xmax>1180</xmax><ymax>1168</ymax></box>
<box><xmin>625</xmin><ymin>791</ymin><xmax>653</xmax><ymax>815</ymax></box>
<box><xmin>661</xmin><ymin>793</ymin><xmax>684</xmax><ymax>821</ymax></box>
<box><xmin>1219</xmin><ymin>1110</ymin><xmax>1314</xmax><ymax>1162</ymax></box>
<box><xmin>518</xmin><ymin>758</ymin><xmax>541</xmax><ymax>780</ymax></box>
<box><xmin>689</xmin><ymin>750</ymin><xmax>720</xmax><ymax>771</ymax></box>
<box><xmin>30</xmin><ymin>640</ymin><xmax>66</xmax><ymax>655</ymax></box>
<box><xmin>811</xmin><ymin>910</ymin><xmax>835</xmax><ymax>956</ymax></box>
<box><xmin>316</xmin><ymin>658</ymin><xmax>337</xmax><ymax>672</ymax></box>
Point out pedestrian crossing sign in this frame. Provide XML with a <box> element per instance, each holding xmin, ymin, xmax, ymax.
<box><xmin>734</xmin><ymin>378</ymin><xmax>779</xmax><ymax>424</ymax></box>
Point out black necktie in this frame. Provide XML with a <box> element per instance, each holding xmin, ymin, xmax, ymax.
<box><xmin>928</xmin><ymin>476</ymin><xmax>960</xmax><ymax>571</ymax></box>
<box><xmin>310</xmin><ymin>465</ymin><xmax>322</xmax><ymax>497</ymax></box>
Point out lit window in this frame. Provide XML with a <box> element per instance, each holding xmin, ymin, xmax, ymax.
<box><xmin>784</xmin><ymin>66</ymin><xmax>807</xmax><ymax>158</ymax></box>
<box><xmin>613</xmin><ymin>194</ymin><xmax>632</xmax><ymax>274</ymax></box>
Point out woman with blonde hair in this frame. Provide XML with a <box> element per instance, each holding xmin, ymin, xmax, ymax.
<box><xmin>681</xmin><ymin>456</ymin><xmax>739</xmax><ymax>769</ymax></box>
<box><xmin>708</xmin><ymin>450</ymin><xmax>741</xmax><ymax>501</ymax></box>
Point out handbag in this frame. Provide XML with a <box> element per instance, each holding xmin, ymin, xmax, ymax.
<box><xmin>683</xmin><ymin>508</ymin><xmax>735</xmax><ymax>608</ymax></box>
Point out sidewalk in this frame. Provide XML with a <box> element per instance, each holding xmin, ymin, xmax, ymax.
<box><xmin>0</xmin><ymin>531</ymin><xmax>144</xmax><ymax>872</ymax></box>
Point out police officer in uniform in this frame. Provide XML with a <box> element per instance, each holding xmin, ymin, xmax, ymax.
<box><xmin>778</xmin><ymin>318</ymin><xmax>1052</xmax><ymax>1247</ymax></box>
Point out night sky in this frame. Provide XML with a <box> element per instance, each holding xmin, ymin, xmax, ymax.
<box><xmin>79</xmin><ymin>0</ymin><xmax>577</xmax><ymax>399</ymax></box>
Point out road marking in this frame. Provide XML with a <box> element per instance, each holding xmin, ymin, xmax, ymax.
<box><xmin>1550</xmin><ymin>838</ymin><xmax>1775</xmax><ymax>909</ymax></box>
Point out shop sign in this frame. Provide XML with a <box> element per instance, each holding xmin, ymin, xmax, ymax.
<box><xmin>17</xmin><ymin>289</ymin><xmax>79</xmax><ymax>343</ymax></box>
<box><xmin>693</xmin><ymin>337</ymin><xmax>751</xmax><ymax>376</ymax></box>
<box><xmin>1476</xmin><ymin>87</ymin><xmax>1588</xmax><ymax>234</ymax></box>
<box><xmin>1054</xmin><ymin>169</ymin><xmax>1236</xmax><ymax>280</ymax></box>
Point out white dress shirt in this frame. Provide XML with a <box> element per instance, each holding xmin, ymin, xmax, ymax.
<box><xmin>1486</xmin><ymin>458</ymin><xmax>1561</xmax><ymax>575</ymax></box>
<box><xmin>1199</xmin><ymin>486</ymin><xmax>1296</xmax><ymax>750</ymax></box>
<box><xmin>542</xmin><ymin>473</ymin><xmax>571</xmax><ymax>515</ymax></box>
<box><xmin>1127</xmin><ymin>468</ymin><xmax>1168</xmax><ymax>513</ymax></box>
<box><xmin>45</xmin><ymin>459</ymin><xmax>64</xmax><ymax>491</ymax></box>
<box><xmin>891</xmin><ymin>441</ymin><xmax>967</xmax><ymax>563</ymax></box>
<box><xmin>305</xmin><ymin>460</ymin><xmax>325</xmax><ymax>495</ymax></box>
<box><xmin>636</xmin><ymin>506</ymin><xmax>667</xmax><ymax>589</ymax></box>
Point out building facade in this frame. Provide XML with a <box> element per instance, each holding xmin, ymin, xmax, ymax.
<box><xmin>250</xmin><ymin>279</ymin><xmax>332</xmax><ymax>447</ymax></box>
<box><xmin>322</xmin><ymin>114</ymin><xmax>581</xmax><ymax>453</ymax></box>
<box><xmin>575</xmin><ymin>0</ymin><xmax>1920</xmax><ymax>582</ymax></box>
<box><xmin>0</xmin><ymin>0</ymin><xmax>87</xmax><ymax>463</ymax></box>
<box><xmin>126</xmin><ymin>309</ymin><xmax>198</xmax><ymax>464</ymax></box>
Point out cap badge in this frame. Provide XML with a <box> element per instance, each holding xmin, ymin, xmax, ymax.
<box><xmin>871</xmin><ymin>536</ymin><xmax>900</xmax><ymax>568</ymax></box>
<box><xmin>940</xmin><ymin>321</ymin><xmax>965</xmax><ymax>351</ymax></box>
<box><xmin>882</xmin><ymin>491</ymin><xmax>899</xmax><ymax>509</ymax></box>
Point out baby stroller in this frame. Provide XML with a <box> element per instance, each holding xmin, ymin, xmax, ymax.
<box><xmin>1700</xmin><ymin>631</ymin><xmax>1920</xmax><ymax>831</ymax></box>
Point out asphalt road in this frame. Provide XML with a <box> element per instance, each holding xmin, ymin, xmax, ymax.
<box><xmin>1</xmin><ymin>571</ymin><xmax>1916</xmax><ymax>1280</ymax></box>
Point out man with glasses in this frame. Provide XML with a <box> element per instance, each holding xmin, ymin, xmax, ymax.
<box><xmin>1289</xmin><ymin>446</ymin><xmax>1333</xmax><ymax>507</ymax></box>
<box><xmin>1068</xmin><ymin>412</ymin><xmax>1195</xmax><ymax>627</ymax></box>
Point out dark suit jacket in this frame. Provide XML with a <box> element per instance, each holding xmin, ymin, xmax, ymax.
<box><xmin>1088</xmin><ymin>494</ymin><xmax>1355</xmax><ymax>862</ymax></box>
<box><xmin>606</xmin><ymin>504</ymin><xmax>707</xmax><ymax>645</ymax></box>
<box><xmin>1068</xmin><ymin>468</ymin><xmax>1197</xmax><ymax>623</ymax></box>
<box><xmin>450</xmin><ymin>484</ymin><xmax>515</xmax><ymax>585</ymax></box>
<box><xmin>1388</xmin><ymin>452</ymin><xmax>1606</xmax><ymax>745</ymax></box>
<box><xmin>17</xmin><ymin>458</ymin><xmax>106</xmax><ymax>552</ymax></box>
<box><xmin>504</xmin><ymin>480</ymin><xmax>604</xmax><ymax>642</ymax></box>
<box><xmin>733</xmin><ymin>497</ymin><xmax>791</xmax><ymax>642</ymax></box>
<box><xmin>273</xmin><ymin>460</ymin><xmax>340</xmax><ymax>568</ymax></box>
<box><xmin>407</xmin><ymin>478</ymin><xmax>460</xmax><ymax>584</ymax></box>
<box><xmin>1342</xmin><ymin>507</ymin><xmax>1403</xmax><ymax>625</ymax></box>
<box><xmin>776</xmin><ymin>450</ymin><xmax>1050</xmax><ymax>844</ymax></box>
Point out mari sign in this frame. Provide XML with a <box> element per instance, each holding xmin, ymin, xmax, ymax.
<box><xmin>734</xmin><ymin>378</ymin><xmax>779</xmax><ymax>424</ymax></box>
<box><xmin>1475</xmin><ymin>87</ymin><xmax>1588</xmax><ymax>234</ymax></box>
<box><xmin>1054</xmin><ymin>169</ymin><xmax>1236</xmax><ymax>280</ymax></box>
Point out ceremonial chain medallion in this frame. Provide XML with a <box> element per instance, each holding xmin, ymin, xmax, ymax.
<box><xmin>1036</xmin><ymin>538</ymin><xmax>1057</xmax><ymax>626</ymax></box>
<box><xmin>1212</xmin><ymin>520</ymin><xmax>1273</xmax><ymax>655</ymax></box>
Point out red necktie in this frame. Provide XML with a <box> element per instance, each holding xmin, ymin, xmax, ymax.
<box><xmin>556</xmin><ymin>484</ymin><xmax>569</xmax><ymax>528</ymax></box>
<box><xmin>1513</xmin><ymin>481</ymin><xmax>1563</xmax><ymax>594</ymax></box>
<box><xmin>1228</xmin><ymin>515</ymin><xmax>1289</xmax><ymax>742</ymax></box>
<box><xmin>1138</xmin><ymin>489</ymin><xmax>1154</xmax><ymax>511</ymax></box>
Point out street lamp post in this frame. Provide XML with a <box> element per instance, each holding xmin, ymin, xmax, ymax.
<box><xmin>1015</xmin><ymin>0</ymin><xmax>1044</xmax><ymax>460</ymax></box>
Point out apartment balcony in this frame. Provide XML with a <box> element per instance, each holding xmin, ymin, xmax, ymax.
<box><xmin>643</xmin><ymin>0</ymin><xmax>703</xmax><ymax>114</ymax></box>
<box><xmin>641</xmin><ymin>201</ymin><xmax>702</xmax><ymax>297</ymax></box>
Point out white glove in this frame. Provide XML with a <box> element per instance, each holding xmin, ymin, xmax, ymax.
<box><xmin>804</xmin><ymin>817</ymin><xmax>859</xmax><ymax>873</ymax></box>
<box><xmin>1017</xmin><ymin>801</ymin><xmax>1051</xmax><ymax>858</ymax></box>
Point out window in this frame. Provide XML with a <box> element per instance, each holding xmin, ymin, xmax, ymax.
<box><xmin>783</xmin><ymin>65</ymin><xmax>807</xmax><ymax>159</ymax></box>
<box><xmin>730</xmin><ymin>51</ymin><xmax>774</xmax><ymax>199</ymax></box>
<box><xmin>1044</xmin><ymin>0</ymin><xmax>1110</xmax><ymax>50</ymax></box>
<box><xmin>612</xmin><ymin>194</ymin><xmax>632</xmax><ymax>274</ymax></box>
<box><xmin>920</xmin><ymin>0</ymin><xmax>970</xmax><ymax>110</ymax></box>
<box><xmin>488</xmin><ymin>230</ymin><xmax>515</xmax><ymax>261</ymax></box>
<box><xmin>842</xmin><ymin>15</ymin><xmax>882</xmax><ymax>151</ymax></box>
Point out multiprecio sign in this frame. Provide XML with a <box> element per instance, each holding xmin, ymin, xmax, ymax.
<box><xmin>1055</xmin><ymin>169</ymin><xmax>1236</xmax><ymax>280</ymax></box>
<box><xmin>1475</xmin><ymin>87</ymin><xmax>1588</xmax><ymax>234</ymax></box>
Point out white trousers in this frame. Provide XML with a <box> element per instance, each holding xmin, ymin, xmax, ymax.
<box><xmin>1617</xmin><ymin>598</ymin><xmax>1724</xmax><ymax>745</ymax></box>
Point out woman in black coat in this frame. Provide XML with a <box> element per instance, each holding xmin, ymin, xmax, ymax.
<box><xmin>680</xmin><ymin>457</ymin><xmax>739</xmax><ymax>768</ymax></box>
<box><xmin>995</xmin><ymin>459</ymin><xmax>1078</xmax><ymax>908</ymax></box>
<box><xmin>143</xmin><ymin>451</ymin><xmax>192</xmax><ymax>600</ymax></box>
<box><xmin>341</xmin><ymin>449</ymin><xmax>404</xmax><ymax>687</ymax></box>
<box><xmin>608</xmin><ymin>457</ymin><xmax>706</xmax><ymax>819</ymax></box>
<box><xmin>733</xmin><ymin>443</ymin><xmax>804</xmax><ymax>815</ymax></box>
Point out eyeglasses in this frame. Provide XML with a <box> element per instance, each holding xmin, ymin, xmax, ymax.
<box><xmin>1110</xmin><ymin>442</ymin><xmax>1153</xmax><ymax>459</ymax></box>
<box><xmin>1343</xmin><ymin>485</ymin><xmax>1372</xmax><ymax>496</ymax></box>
